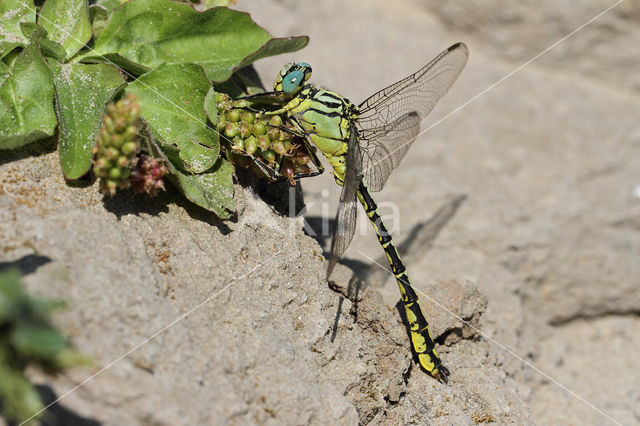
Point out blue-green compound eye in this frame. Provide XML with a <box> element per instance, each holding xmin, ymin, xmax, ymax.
<box><xmin>282</xmin><ymin>69</ymin><xmax>305</xmax><ymax>95</ymax></box>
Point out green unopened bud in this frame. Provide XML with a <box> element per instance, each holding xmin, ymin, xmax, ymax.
<box><xmin>215</xmin><ymin>92</ymin><xmax>227</xmax><ymax>104</ymax></box>
<box><xmin>244</xmin><ymin>135</ymin><xmax>258</xmax><ymax>154</ymax></box>
<box><xmin>104</xmin><ymin>147</ymin><xmax>119</xmax><ymax>160</ymax></box>
<box><xmin>114</xmin><ymin>100</ymin><xmax>124</xmax><ymax>116</ymax></box>
<box><xmin>104</xmin><ymin>179</ymin><xmax>118</xmax><ymax>194</ymax></box>
<box><xmin>241</xmin><ymin>111</ymin><xmax>256</xmax><ymax>124</ymax></box>
<box><xmin>226</xmin><ymin>109</ymin><xmax>241</xmax><ymax>122</ymax></box>
<box><xmin>267</xmin><ymin>126</ymin><xmax>280</xmax><ymax>140</ymax></box>
<box><xmin>232</xmin><ymin>135</ymin><xmax>244</xmax><ymax>151</ymax></box>
<box><xmin>217</xmin><ymin>115</ymin><xmax>226</xmax><ymax>130</ymax></box>
<box><xmin>109</xmin><ymin>167</ymin><xmax>121</xmax><ymax>179</ymax></box>
<box><xmin>114</xmin><ymin>116</ymin><xmax>127</xmax><ymax>132</ymax></box>
<box><xmin>272</xmin><ymin>140</ymin><xmax>286</xmax><ymax>155</ymax></box>
<box><xmin>124</xmin><ymin>125</ymin><xmax>137</xmax><ymax>139</ymax></box>
<box><xmin>116</xmin><ymin>155</ymin><xmax>129</xmax><ymax>168</ymax></box>
<box><xmin>268</xmin><ymin>115</ymin><xmax>282</xmax><ymax>127</ymax></box>
<box><xmin>110</xmin><ymin>134</ymin><xmax>124</xmax><ymax>148</ymax></box>
<box><xmin>233</xmin><ymin>99</ymin><xmax>248</xmax><ymax>108</ymax></box>
<box><xmin>239</xmin><ymin>122</ymin><xmax>251</xmax><ymax>138</ymax></box>
<box><xmin>103</xmin><ymin>115</ymin><xmax>115</xmax><ymax>133</ymax></box>
<box><xmin>257</xmin><ymin>135</ymin><xmax>270</xmax><ymax>151</ymax></box>
<box><xmin>252</xmin><ymin>121</ymin><xmax>267</xmax><ymax>136</ymax></box>
<box><xmin>121</xmin><ymin>141</ymin><xmax>137</xmax><ymax>156</ymax></box>
<box><xmin>129</xmin><ymin>102</ymin><xmax>140</xmax><ymax>119</ymax></box>
<box><xmin>278</xmin><ymin>130</ymin><xmax>292</xmax><ymax>142</ymax></box>
<box><xmin>95</xmin><ymin>157</ymin><xmax>110</xmax><ymax>169</ymax></box>
<box><xmin>224</xmin><ymin>122</ymin><xmax>239</xmax><ymax>138</ymax></box>
<box><xmin>262</xmin><ymin>149</ymin><xmax>276</xmax><ymax>163</ymax></box>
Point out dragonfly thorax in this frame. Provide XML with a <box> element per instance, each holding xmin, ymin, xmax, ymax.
<box><xmin>283</xmin><ymin>86</ymin><xmax>359</xmax><ymax>181</ymax></box>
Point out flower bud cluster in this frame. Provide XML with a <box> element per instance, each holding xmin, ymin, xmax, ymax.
<box><xmin>215</xmin><ymin>93</ymin><xmax>312</xmax><ymax>181</ymax></box>
<box><xmin>93</xmin><ymin>94</ymin><xmax>140</xmax><ymax>195</ymax></box>
<box><xmin>130</xmin><ymin>154</ymin><xmax>167</xmax><ymax>197</ymax></box>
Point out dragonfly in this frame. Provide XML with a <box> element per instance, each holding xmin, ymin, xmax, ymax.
<box><xmin>247</xmin><ymin>43</ymin><xmax>468</xmax><ymax>382</ymax></box>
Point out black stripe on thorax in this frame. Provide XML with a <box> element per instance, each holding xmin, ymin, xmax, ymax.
<box><xmin>306</xmin><ymin>108</ymin><xmax>342</xmax><ymax>117</ymax></box>
<box><xmin>305</xmin><ymin>85</ymin><xmax>352</xmax><ymax>110</ymax></box>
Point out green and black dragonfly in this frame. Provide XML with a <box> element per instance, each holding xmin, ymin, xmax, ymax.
<box><xmin>244</xmin><ymin>43</ymin><xmax>468</xmax><ymax>381</ymax></box>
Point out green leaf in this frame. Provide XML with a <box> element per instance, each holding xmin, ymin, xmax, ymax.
<box><xmin>0</xmin><ymin>359</ymin><xmax>44</xmax><ymax>424</ymax></box>
<box><xmin>94</xmin><ymin>0</ymin><xmax>123</xmax><ymax>15</ymax></box>
<box><xmin>0</xmin><ymin>269</ymin><xmax>25</xmax><ymax>322</ymax></box>
<box><xmin>19</xmin><ymin>22</ymin><xmax>47</xmax><ymax>39</ymax></box>
<box><xmin>127</xmin><ymin>63</ymin><xmax>219</xmax><ymax>173</ymax></box>
<box><xmin>88</xmin><ymin>4</ymin><xmax>109</xmax><ymax>39</ymax></box>
<box><xmin>167</xmin><ymin>157</ymin><xmax>236</xmax><ymax>219</ymax></box>
<box><xmin>80</xmin><ymin>0</ymin><xmax>308</xmax><ymax>81</ymax></box>
<box><xmin>214</xmin><ymin>65</ymin><xmax>267</xmax><ymax>98</ymax></box>
<box><xmin>19</xmin><ymin>22</ymin><xmax>67</xmax><ymax>62</ymax></box>
<box><xmin>80</xmin><ymin>52</ymin><xmax>150</xmax><ymax>76</ymax></box>
<box><xmin>234</xmin><ymin>65</ymin><xmax>267</xmax><ymax>95</ymax></box>
<box><xmin>203</xmin><ymin>86</ymin><xmax>217</xmax><ymax>126</ymax></box>
<box><xmin>50</xmin><ymin>61</ymin><xmax>125</xmax><ymax>179</ymax></box>
<box><xmin>204</xmin><ymin>0</ymin><xmax>234</xmax><ymax>7</ymax></box>
<box><xmin>38</xmin><ymin>0</ymin><xmax>92</xmax><ymax>59</ymax></box>
<box><xmin>11</xmin><ymin>324</ymin><xmax>68</xmax><ymax>359</ymax></box>
<box><xmin>52</xmin><ymin>348</ymin><xmax>92</xmax><ymax>369</ymax></box>
<box><xmin>0</xmin><ymin>0</ymin><xmax>36</xmax><ymax>58</ymax></box>
<box><xmin>0</xmin><ymin>61</ymin><xmax>10</xmax><ymax>86</ymax></box>
<box><xmin>144</xmin><ymin>126</ymin><xmax>235</xmax><ymax>218</ymax></box>
<box><xmin>0</xmin><ymin>45</ymin><xmax>56</xmax><ymax>150</ymax></box>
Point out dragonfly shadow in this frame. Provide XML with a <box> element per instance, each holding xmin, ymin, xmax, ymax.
<box><xmin>36</xmin><ymin>384</ymin><xmax>102</xmax><ymax>426</ymax></box>
<box><xmin>345</xmin><ymin>194</ymin><xmax>467</xmax><ymax>287</ymax></box>
<box><xmin>0</xmin><ymin>254</ymin><xmax>52</xmax><ymax>275</ymax></box>
<box><xmin>329</xmin><ymin>274</ymin><xmax>363</xmax><ymax>343</ymax></box>
<box><xmin>249</xmin><ymin>174</ymin><xmax>305</xmax><ymax>218</ymax></box>
<box><xmin>302</xmin><ymin>216</ymin><xmax>336</xmax><ymax>251</ymax></box>
<box><xmin>303</xmin><ymin>194</ymin><xmax>467</xmax><ymax>286</ymax></box>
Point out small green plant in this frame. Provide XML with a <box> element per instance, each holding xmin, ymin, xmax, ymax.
<box><xmin>0</xmin><ymin>269</ymin><xmax>88</xmax><ymax>424</ymax></box>
<box><xmin>0</xmin><ymin>0</ymin><xmax>308</xmax><ymax>219</ymax></box>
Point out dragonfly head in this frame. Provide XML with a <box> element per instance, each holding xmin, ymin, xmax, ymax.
<box><xmin>274</xmin><ymin>62</ymin><xmax>312</xmax><ymax>96</ymax></box>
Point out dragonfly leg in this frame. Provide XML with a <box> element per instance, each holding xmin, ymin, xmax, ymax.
<box><xmin>357</xmin><ymin>180</ymin><xmax>450</xmax><ymax>383</ymax></box>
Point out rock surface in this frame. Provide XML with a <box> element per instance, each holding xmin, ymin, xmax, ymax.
<box><xmin>1</xmin><ymin>0</ymin><xmax>639</xmax><ymax>425</ymax></box>
<box><xmin>243</xmin><ymin>0</ymin><xmax>639</xmax><ymax>424</ymax></box>
<box><xmin>0</xmin><ymin>149</ymin><xmax>527</xmax><ymax>425</ymax></box>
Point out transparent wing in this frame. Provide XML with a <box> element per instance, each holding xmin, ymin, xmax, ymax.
<box><xmin>326</xmin><ymin>124</ymin><xmax>362</xmax><ymax>279</ymax></box>
<box><xmin>357</xmin><ymin>42</ymin><xmax>468</xmax><ymax>192</ymax></box>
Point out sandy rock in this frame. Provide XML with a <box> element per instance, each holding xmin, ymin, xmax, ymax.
<box><xmin>420</xmin><ymin>279</ymin><xmax>487</xmax><ymax>344</ymax></box>
<box><xmin>0</xmin><ymin>149</ymin><xmax>531</xmax><ymax>424</ymax></box>
<box><xmin>424</xmin><ymin>0</ymin><xmax>640</xmax><ymax>93</ymax></box>
<box><xmin>240</xmin><ymin>0</ymin><xmax>639</xmax><ymax>424</ymax></box>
